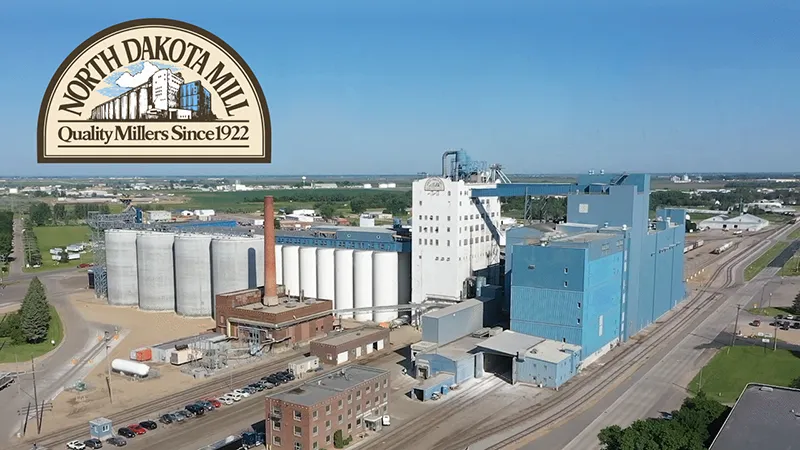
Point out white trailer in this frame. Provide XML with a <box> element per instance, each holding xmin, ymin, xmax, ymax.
<box><xmin>288</xmin><ymin>356</ymin><xmax>320</xmax><ymax>378</ymax></box>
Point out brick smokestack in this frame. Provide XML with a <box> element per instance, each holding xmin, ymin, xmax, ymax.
<box><xmin>263</xmin><ymin>196</ymin><xmax>279</xmax><ymax>306</ymax></box>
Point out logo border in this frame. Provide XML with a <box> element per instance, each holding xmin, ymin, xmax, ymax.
<box><xmin>37</xmin><ymin>18</ymin><xmax>272</xmax><ymax>164</ymax></box>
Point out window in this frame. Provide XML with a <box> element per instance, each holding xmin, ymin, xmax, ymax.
<box><xmin>383</xmin><ymin>379</ymin><xmax>388</xmax><ymax>387</ymax></box>
<box><xmin>564</xmin><ymin>281</ymin><xmax>568</xmax><ymax>287</ymax></box>
<box><xmin>348</xmin><ymin>393</ymin><xmax>352</xmax><ymax>404</ymax></box>
<box><xmin>356</xmin><ymin>390</ymin><xmax>361</xmax><ymax>400</ymax></box>
<box><xmin>313</xmin><ymin>410</ymin><xmax>318</xmax><ymax>420</ymax></box>
<box><xmin>599</xmin><ymin>315</ymin><xmax>604</xmax><ymax>336</ymax></box>
<box><xmin>447</xmin><ymin>240</ymin><xmax>450</xmax><ymax>247</ymax></box>
<box><xmin>338</xmin><ymin>414</ymin><xmax>343</xmax><ymax>424</ymax></box>
<box><xmin>577</xmin><ymin>318</ymin><xmax>581</xmax><ymax>325</ymax></box>
<box><xmin>564</xmin><ymin>267</ymin><xmax>569</xmax><ymax>274</ymax></box>
<box><xmin>294</xmin><ymin>443</ymin><xmax>302</xmax><ymax>450</ymax></box>
<box><xmin>435</xmin><ymin>216</ymin><xmax>439</xmax><ymax>220</ymax></box>
<box><xmin>338</xmin><ymin>399</ymin><xmax>343</xmax><ymax>409</ymax></box>
<box><xmin>366</xmin><ymin>385</ymin><xmax>371</xmax><ymax>394</ymax></box>
<box><xmin>325</xmin><ymin>420</ymin><xmax>331</xmax><ymax>430</ymax></box>
<box><xmin>375</xmin><ymin>382</ymin><xmax>380</xmax><ymax>391</ymax></box>
<box><xmin>375</xmin><ymin>396</ymin><xmax>379</xmax><ymax>404</ymax></box>
<box><xmin>313</xmin><ymin>443</ymin><xmax>318</xmax><ymax>450</ymax></box>
<box><xmin>294</xmin><ymin>425</ymin><xmax>302</xmax><ymax>436</ymax></box>
<box><xmin>528</xmin><ymin>264</ymin><xmax>535</xmax><ymax>270</ymax></box>
<box><xmin>435</xmin><ymin>239</ymin><xmax>439</xmax><ymax>245</ymax></box>
<box><xmin>383</xmin><ymin>393</ymin><xmax>387</xmax><ymax>401</ymax></box>
<box><xmin>326</xmin><ymin>435</ymin><xmax>331</xmax><ymax>444</ymax></box>
<box><xmin>348</xmin><ymin>408</ymin><xmax>352</xmax><ymax>418</ymax></box>
<box><xmin>577</xmin><ymin>302</ymin><xmax>582</xmax><ymax>309</ymax></box>
<box><xmin>273</xmin><ymin>436</ymin><xmax>282</xmax><ymax>446</ymax></box>
<box><xmin>447</xmin><ymin>216</ymin><xmax>451</xmax><ymax>221</ymax></box>
<box><xmin>294</xmin><ymin>410</ymin><xmax>302</xmax><ymax>421</ymax></box>
<box><xmin>272</xmin><ymin>421</ymin><xmax>281</xmax><ymax>431</ymax></box>
<box><xmin>356</xmin><ymin>405</ymin><xmax>361</xmax><ymax>413</ymax></box>
<box><xmin>347</xmin><ymin>423</ymin><xmax>353</xmax><ymax>432</ymax></box>
<box><xmin>325</xmin><ymin>405</ymin><xmax>331</xmax><ymax>415</ymax></box>
<box><xmin>313</xmin><ymin>425</ymin><xmax>318</xmax><ymax>436</ymax></box>
<box><xmin>356</xmin><ymin>418</ymin><xmax>362</xmax><ymax>427</ymax></box>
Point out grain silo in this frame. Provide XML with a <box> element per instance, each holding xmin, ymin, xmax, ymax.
<box><xmin>334</xmin><ymin>249</ymin><xmax>354</xmax><ymax>317</ymax></box>
<box><xmin>316</xmin><ymin>248</ymin><xmax>335</xmax><ymax>302</ymax></box>
<box><xmin>174</xmin><ymin>234</ymin><xmax>213</xmax><ymax>316</ymax></box>
<box><xmin>372</xmin><ymin>251</ymin><xmax>399</xmax><ymax>323</ymax></box>
<box><xmin>105</xmin><ymin>229</ymin><xmax>139</xmax><ymax>306</ymax></box>
<box><xmin>136</xmin><ymin>231</ymin><xmax>176</xmax><ymax>311</ymax></box>
<box><xmin>282</xmin><ymin>246</ymin><xmax>300</xmax><ymax>296</ymax></box>
<box><xmin>212</xmin><ymin>236</ymin><xmax>259</xmax><ymax>298</ymax></box>
<box><xmin>353</xmin><ymin>250</ymin><xmax>373</xmax><ymax>321</ymax></box>
<box><xmin>299</xmin><ymin>247</ymin><xmax>318</xmax><ymax>298</ymax></box>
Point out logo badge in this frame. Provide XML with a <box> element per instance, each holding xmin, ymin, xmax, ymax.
<box><xmin>423</xmin><ymin>178</ymin><xmax>445</xmax><ymax>192</ymax></box>
<box><xmin>38</xmin><ymin>19</ymin><xmax>271</xmax><ymax>163</ymax></box>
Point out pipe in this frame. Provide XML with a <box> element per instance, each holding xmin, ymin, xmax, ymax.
<box><xmin>263</xmin><ymin>196</ymin><xmax>279</xmax><ymax>305</ymax></box>
<box><xmin>441</xmin><ymin>150</ymin><xmax>459</xmax><ymax>178</ymax></box>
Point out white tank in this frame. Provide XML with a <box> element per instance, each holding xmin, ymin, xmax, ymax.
<box><xmin>275</xmin><ymin>244</ymin><xmax>284</xmax><ymax>286</ymax></box>
<box><xmin>282</xmin><ymin>246</ymin><xmax>300</xmax><ymax>296</ymax></box>
<box><xmin>212</xmin><ymin>237</ymin><xmax>259</xmax><ymax>298</ymax></box>
<box><xmin>398</xmin><ymin>252</ymin><xmax>411</xmax><ymax>305</ymax></box>
<box><xmin>316</xmin><ymin>248</ymin><xmax>335</xmax><ymax>302</ymax></box>
<box><xmin>174</xmin><ymin>234</ymin><xmax>213</xmax><ymax>316</ymax></box>
<box><xmin>353</xmin><ymin>250</ymin><xmax>373</xmax><ymax>321</ymax></box>
<box><xmin>105</xmin><ymin>229</ymin><xmax>139</xmax><ymax>306</ymax></box>
<box><xmin>372</xmin><ymin>252</ymin><xmax>399</xmax><ymax>323</ymax></box>
<box><xmin>334</xmin><ymin>249</ymin><xmax>354</xmax><ymax>318</ymax></box>
<box><xmin>299</xmin><ymin>247</ymin><xmax>318</xmax><ymax>298</ymax></box>
<box><xmin>254</xmin><ymin>236</ymin><xmax>265</xmax><ymax>289</ymax></box>
<box><xmin>112</xmin><ymin>358</ymin><xmax>150</xmax><ymax>377</ymax></box>
<box><xmin>136</xmin><ymin>232</ymin><xmax>176</xmax><ymax>311</ymax></box>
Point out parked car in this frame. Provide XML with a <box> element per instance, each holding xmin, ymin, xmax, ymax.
<box><xmin>187</xmin><ymin>404</ymin><xmax>206</xmax><ymax>416</ymax></box>
<box><xmin>173</xmin><ymin>410</ymin><xmax>190</xmax><ymax>420</ymax></box>
<box><xmin>218</xmin><ymin>395</ymin><xmax>235</xmax><ymax>405</ymax></box>
<box><xmin>260</xmin><ymin>381</ymin><xmax>275</xmax><ymax>390</ymax></box>
<box><xmin>206</xmin><ymin>398</ymin><xmax>222</xmax><ymax>408</ymax></box>
<box><xmin>139</xmin><ymin>420</ymin><xmax>158</xmax><ymax>430</ymax></box>
<box><xmin>105</xmin><ymin>437</ymin><xmax>127</xmax><ymax>447</ymax></box>
<box><xmin>234</xmin><ymin>388</ymin><xmax>252</xmax><ymax>397</ymax></box>
<box><xmin>751</xmin><ymin>319</ymin><xmax>761</xmax><ymax>327</ymax></box>
<box><xmin>159</xmin><ymin>413</ymin><xmax>177</xmax><ymax>424</ymax></box>
<box><xmin>127</xmin><ymin>424</ymin><xmax>147</xmax><ymax>435</ymax></box>
<box><xmin>241</xmin><ymin>431</ymin><xmax>264</xmax><ymax>449</ymax></box>
<box><xmin>196</xmin><ymin>400</ymin><xmax>215</xmax><ymax>411</ymax></box>
<box><xmin>67</xmin><ymin>440</ymin><xmax>87</xmax><ymax>450</ymax></box>
<box><xmin>83</xmin><ymin>438</ymin><xmax>103</xmax><ymax>449</ymax></box>
<box><xmin>117</xmin><ymin>428</ymin><xmax>136</xmax><ymax>438</ymax></box>
<box><xmin>228</xmin><ymin>391</ymin><xmax>245</xmax><ymax>400</ymax></box>
<box><xmin>248</xmin><ymin>383</ymin><xmax>264</xmax><ymax>392</ymax></box>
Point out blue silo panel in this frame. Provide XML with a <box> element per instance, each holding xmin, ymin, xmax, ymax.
<box><xmin>511</xmin><ymin>319</ymin><xmax>583</xmax><ymax>347</ymax></box>
<box><xmin>512</xmin><ymin>245</ymin><xmax>586</xmax><ymax>292</ymax></box>
<box><xmin>582</xmin><ymin>253</ymin><xmax>624</xmax><ymax>357</ymax></box>
<box><xmin>511</xmin><ymin>286</ymin><xmax>584</xmax><ymax>327</ymax></box>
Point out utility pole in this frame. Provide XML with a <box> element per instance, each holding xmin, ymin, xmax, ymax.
<box><xmin>774</xmin><ymin>320</ymin><xmax>779</xmax><ymax>351</ymax></box>
<box><xmin>105</xmin><ymin>331</ymin><xmax>113</xmax><ymax>404</ymax></box>
<box><xmin>729</xmin><ymin>305</ymin><xmax>742</xmax><ymax>352</ymax></box>
<box><xmin>30</xmin><ymin>358</ymin><xmax>40</xmax><ymax>432</ymax></box>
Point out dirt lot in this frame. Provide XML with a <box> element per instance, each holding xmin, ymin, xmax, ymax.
<box><xmin>44</xmin><ymin>289</ymin><xmax>217</xmax><ymax>433</ymax></box>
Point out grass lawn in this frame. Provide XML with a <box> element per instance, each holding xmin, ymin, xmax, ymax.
<box><xmin>779</xmin><ymin>254</ymin><xmax>800</xmax><ymax>276</ymax></box>
<box><xmin>688</xmin><ymin>346</ymin><xmax>800</xmax><ymax>403</ymax></box>
<box><xmin>0</xmin><ymin>306</ymin><xmax>64</xmax><ymax>363</ymax></box>
<box><xmin>744</xmin><ymin>240</ymin><xmax>790</xmax><ymax>281</ymax></box>
<box><xmin>24</xmin><ymin>225</ymin><xmax>92</xmax><ymax>273</ymax></box>
<box><xmin>789</xmin><ymin>228</ymin><xmax>800</xmax><ymax>241</ymax></box>
<box><xmin>747</xmin><ymin>306</ymin><xmax>794</xmax><ymax>318</ymax></box>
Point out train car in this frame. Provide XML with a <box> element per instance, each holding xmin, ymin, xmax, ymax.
<box><xmin>712</xmin><ymin>242</ymin><xmax>733</xmax><ymax>254</ymax></box>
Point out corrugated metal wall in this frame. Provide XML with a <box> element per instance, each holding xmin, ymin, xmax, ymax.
<box><xmin>417</xmin><ymin>353</ymin><xmax>475</xmax><ymax>384</ymax></box>
<box><xmin>421</xmin><ymin>302</ymin><xmax>483</xmax><ymax>346</ymax></box>
<box><xmin>582</xmin><ymin>253</ymin><xmax>623</xmax><ymax>357</ymax></box>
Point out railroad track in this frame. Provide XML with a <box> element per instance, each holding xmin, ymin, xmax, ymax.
<box><xmin>439</xmin><ymin>233</ymin><xmax>781</xmax><ymax>450</ymax></box>
<box><xmin>372</xmin><ymin>227</ymin><xmax>784</xmax><ymax>450</ymax></box>
<box><xmin>9</xmin><ymin>348</ymin><xmax>308</xmax><ymax>449</ymax></box>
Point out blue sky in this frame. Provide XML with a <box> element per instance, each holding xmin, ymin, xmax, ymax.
<box><xmin>1</xmin><ymin>1</ymin><xmax>798</xmax><ymax>176</ymax></box>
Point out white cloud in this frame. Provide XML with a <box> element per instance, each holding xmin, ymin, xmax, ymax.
<box><xmin>115</xmin><ymin>61</ymin><xmax>161</xmax><ymax>88</ymax></box>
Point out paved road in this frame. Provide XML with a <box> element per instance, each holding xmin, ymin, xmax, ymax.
<box><xmin>8</xmin><ymin>217</ymin><xmax>24</xmax><ymax>277</ymax></box>
<box><xmin>536</xmin><ymin>226</ymin><xmax>797</xmax><ymax>450</ymax></box>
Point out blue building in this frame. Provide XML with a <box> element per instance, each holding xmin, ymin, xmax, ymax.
<box><xmin>178</xmin><ymin>80</ymin><xmax>213</xmax><ymax>120</ymax></box>
<box><xmin>275</xmin><ymin>226</ymin><xmax>412</xmax><ymax>253</ymax></box>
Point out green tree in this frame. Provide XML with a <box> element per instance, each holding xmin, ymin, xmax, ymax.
<box><xmin>790</xmin><ymin>376</ymin><xmax>800</xmax><ymax>389</ymax></box>
<box><xmin>59</xmin><ymin>250</ymin><xmax>69</xmax><ymax>263</ymax></box>
<box><xmin>349</xmin><ymin>199</ymin><xmax>366</xmax><ymax>214</ymax></box>
<box><xmin>792</xmin><ymin>291</ymin><xmax>800</xmax><ymax>315</ymax></box>
<box><xmin>28</xmin><ymin>203</ymin><xmax>52</xmax><ymax>227</ymax></box>
<box><xmin>318</xmin><ymin>203</ymin><xmax>337</xmax><ymax>220</ymax></box>
<box><xmin>19</xmin><ymin>277</ymin><xmax>50</xmax><ymax>343</ymax></box>
<box><xmin>0</xmin><ymin>311</ymin><xmax>25</xmax><ymax>345</ymax></box>
<box><xmin>333</xmin><ymin>430</ymin><xmax>345</xmax><ymax>449</ymax></box>
<box><xmin>52</xmin><ymin>203</ymin><xmax>67</xmax><ymax>224</ymax></box>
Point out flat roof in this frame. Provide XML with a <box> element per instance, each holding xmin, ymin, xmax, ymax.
<box><xmin>424</xmin><ymin>299</ymin><xmax>482</xmax><ymax>319</ymax></box>
<box><xmin>315</xmin><ymin>327</ymin><xmax>387</xmax><ymax>347</ymax></box>
<box><xmin>477</xmin><ymin>330</ymin><xmax>544</xmax><ymax>356</ymax></box>
<box><xmin>555</xmin><ymin>232</ymin><xmax>617</xmax><ymax>243</ymax></box>
<box><xmin>153</xmin><ymin>332</ymin><xmax>224</xmax><ymax>350</ymax></box>
<box><xmin>526</xmin><ymin>340</ymin><xmax>581</xmax><ymax>364</ymax></box>
<box><xmin>417</xmin><ymin>373</ymin><xmax>455</xmax><ymax>390</ymax></box>
<box><xmin>238</xmin><ymin>299</ymin><xmax>329</xmax><ymax>314</ymax></box>
<box><xmin>420</xmin><ymin>335</ymin><xmax>485</xmax><ymax>362</ymax></box>
<box><xmin>268</xmin><ymin>365</ymin><xmax>388</xmax><ymax>407</ymax></box>
<box><xmin>710</xmin><ymin>383</ymin><xmax>800</xmax><ymax>449</ymax></box>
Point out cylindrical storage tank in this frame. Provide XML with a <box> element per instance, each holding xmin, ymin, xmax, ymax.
<box><xmin>212</xmin><ymin>237</ymin><xmax>256</xmax><ymax>298</ymax></box>
<box><xmin>282</xmin><ymin>246</ymin><xmax>300</xmax><ymax>296</ymax></box>
<box><xmin>398</xmin><ymin>252</ymin><xmax>411</xmax><ymax>306</ymax></box>
<box><xmin>275</xmin><ymin>244</ymin><xmax>284</xmax><ymax>286</ymax></box>
<box><xmin>372</xmin><ymin>252</ymin><xmax>399</xmax><ymax>323</ymax></box>
<box><xmin>353</xmin><ymin>250</ymin><xmax>373</xmax><ymax>321</ymax></box>
<box><xmin>136</xmin><ymin>232</ymin><xmax>176</xmax><ymax>311</ymax></box>
<box><xmin>105</xmin><ymin>229</ymin><xmax>139</xmax><ymax>306</ymax></box>
<box><xmin>254</xmin><ymin>236</ymin><xmax>265</xmax><ymax>289</ymax></box>
<box><xmin>316</xmin><ymin>248</ymin><xmax>335</xmax><ymax>302</ymax></box>
<box><xmin>299</xmin><ymin>247</ymin><xmax>318</xmax><ymax>298</ymax></box>
<box><xmin>334</xmin><ymin>249</ymin><xmax>354</xmax><ymax>318</ymax></box>
<box><xmin>174</xmin><ymin>234</ymin><xmax>213</xmax><ymax>316</ymax></box>
<box><xmin>111</xmin><ymin>359</ymin><xmax>150</xmax><ymax>377</ymax></box>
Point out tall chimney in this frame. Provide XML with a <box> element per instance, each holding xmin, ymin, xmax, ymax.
<box><xmin>263</xmin><ymin>196</ymin><xmax>279</xmax><ymax>306</ymax></box>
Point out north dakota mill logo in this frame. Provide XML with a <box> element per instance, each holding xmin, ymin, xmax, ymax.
<box><xmin>37</xmin><ymin>18</ymin><xmax>271</xmax><ymax>163</ymax></box>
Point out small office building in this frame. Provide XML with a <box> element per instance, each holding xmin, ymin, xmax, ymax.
<box><xmin>310</xmin><ymin>327</ymin><xmax>390</xmax><ymax>366</ymax></box>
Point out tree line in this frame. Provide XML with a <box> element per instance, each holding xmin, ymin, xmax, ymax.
<box><xmin>599</xmin><ymin>391</ymin><xmax>730</xmax><ymax>450</ymax></box>
<box><xmin>0</xmin><ymin>211</ymin><xmax>12</xmax><ymax>262</ymax></box>
<box><xmin>0</xmin><ymin>277</ymin><xmax>53</xmax><ymax>346</ymax></box>
<box><xmin>243</xmin><ymin>190</ymin><xmax>412</xmax><ymax>217</ymax></box>
<box><xmin>28</xmin><ymin>202</ymin><xmax>111</xmax><ymax>227</ymax></box>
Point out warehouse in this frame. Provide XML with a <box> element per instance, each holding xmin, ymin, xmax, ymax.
<box><xmin>698</xmin><ymin>213</ymin><xmax>769</xmax><ymax>232</ymax></box>
<box><xmin>215</xmin><ymin>288</ymin><xmax>334</xmax><ymax>345</ymax></box>
<box><xmin>310</xmin><ymin>327</ymin><xmax>390</xmax><ymax>365</ymax></box>
<box><xmin>414</xmin><ymin>335</ymin><xmax>486</xmax><ymax>384</ymax></box>
<box><xmin>421</xmin><ymin>299</ymin><xmax>484</xmax><ymax>346</ymax></box>
<box><xmin>265</xmin><ymin>365</ymin><xmax>390</xmax><ymax>449</ymax></box>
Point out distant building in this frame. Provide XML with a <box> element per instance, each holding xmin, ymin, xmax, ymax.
<box><xmin>745</xmin><ymin>200</ymin><xmax>795</xmax><ymax>214</ymax></box>
<box><xmin>698</xmin><ymin>213</ymin><xmax>769</xmax><ymax>232</ymax></box>
<box><xmin>179</xmin><ymin>80</ymin><xmax>212</xmax><ymax>119</ymax></box>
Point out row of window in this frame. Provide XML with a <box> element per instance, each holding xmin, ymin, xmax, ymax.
<box><xmin>272</xmin><ymin>405</ymin><xmax>389</xmax><ymax>449</ymax></box>
<box><xmin>417</xmin><ymin>210</ymin><xmax>497</xmax><ymax>222</ymax></box>
<box><xmin>418</xmin><ymin>235</ymin><xmax>493</xmax><ymax>246</ymax></box>
<box><xmin>419</xmin><ymin>223</ymin><xmax>489</xmax><ymax>234</ymax></box>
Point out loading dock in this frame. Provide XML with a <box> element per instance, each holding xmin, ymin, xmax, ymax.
<box><xmin>310</xmin><ymin>326</ymin><xmax>390</xmax><ymax>366</ymax></box>
<box><xmin>410</xmin><ymin>373</ymin><xmax>456</xmax><ymax>401</ymax></box>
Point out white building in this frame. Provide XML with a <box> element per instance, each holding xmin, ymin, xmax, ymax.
<box><xmin>411</xmin><ymin>176</ymin><xmax>501</xmax><ymax>304</ymax></box>
<box><xmin>698</xmin><ymin>213</ymin><xmax>769</xmax><ymax>232</ymax></box>
<box><xmin>745</xmin><ymin>200</ymin><xmax>795</xmax><ymax>214</ymax></box>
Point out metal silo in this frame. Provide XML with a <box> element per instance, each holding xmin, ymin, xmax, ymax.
<box><xmin>174</xmin><ymin>234</ymin><xmax>213</xmax><ymax>316</ymax></box>
<box><xmin>275</xmin><ymin>244</ymin><xmax>284</xmax><ymax>285</ymax></box>
<box><xmin>254</xmin><ymin>236</ymin><xmax>265</xmax><ymax>289</ymax></box>
<box><xmin>353</xmin><ymin>250</ymin><xmax>373</xmax><ymax>321</ymax></box>
<box><xmin>105</xmin><ymin>229</ymin><xmax>139</xmax><ymax>306</ymax></box>
<box><xmin>316</xmin><ymin>248</ymin><xmax>335</xmax><ymax>301</ymax></box>
<box><xmin>212</xmin><ymin>237</ymin><xmax>255</xmax><ymax>298</ymax></box>
<box><xmin>372</xmin><ymin>252</ymin><xmax>399</xmax><ymax>323</ymax></box>
<box><xmin>299</xmin><ymin>247</ymin><xmax>318</xmax><ymax>298</ymax></box>
<box><xmin>282</xmin><ymin>246</ymin><xmax>300</xmax><ymax>296</ymax></box>
<box><xmin>136</xmin><ymin>231</ymin><xmax>176</xmax><ymax>311</ymax></box>
<box><xmin>334</xmin><ymin>249</ymin><xmax>354</xmax><ymax>317</ymax></box>
<box><xmin>398</xmin><ymin>252</ymin><xmax>411</xmax><ymax>305</ymax></box>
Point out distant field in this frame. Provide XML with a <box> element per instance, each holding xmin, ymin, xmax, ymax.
<box><xmin>650</xmin><ymin>180</ymin><xmax>728</xmax><ymax>190</ymax></box>
<box><xmin>26</xmin><ymin>225</ymin><xmax>92</xmax><ymax>272</ymax></box>
<box><xmin>689</xmin><ymin>346</ymin><xmax>800</xmax><ymax>403</ymax></box>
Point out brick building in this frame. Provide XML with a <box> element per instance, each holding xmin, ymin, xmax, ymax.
<box><xmin>310</xmin><ymin>327</ymin><xmax>390</xmax><ymax>366</ymax></box>
<box><xmin>215</xmin><ymin>288</ymin><xmax>334</xmax><ymax>344</ymax></box>
<box><xmin>266</xmin><ymin>365</ymin><xmax>390</xmax><ymax>450</ymax></box>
